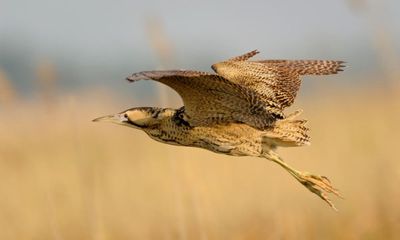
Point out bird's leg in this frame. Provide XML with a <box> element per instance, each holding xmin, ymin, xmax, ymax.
<box><xmin>264</xmin><ymin>151</ymin><xmax>342</xmax><ymax>211</ymax></box>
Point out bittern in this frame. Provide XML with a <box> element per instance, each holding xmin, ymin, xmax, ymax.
<box><xmin>94</xmin><ymin>50</ymin><xmax>344</xmax><ymax>210</ymax></box>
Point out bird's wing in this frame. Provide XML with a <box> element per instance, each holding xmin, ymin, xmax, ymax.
<box><xmin>212</xmin><ymin>51</ymin><xmax>345</xmax><ymax>112</ymax></box>
<box><xmin>254</xmin><ymin>59</ymin><xmax>345</xmax><ymax>75</ymax></box>
<box><xmin>126</xmin><ymin>70</ymin><xmax>281</xmax><ymax>129</ymax></box>
<box><xmin>226</xmin><ymin>49</ymin><xmax>260</xmax><ymax>61</ymax></box>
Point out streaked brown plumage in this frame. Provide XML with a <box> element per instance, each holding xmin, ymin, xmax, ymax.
<box><xmin>94</xmin><ymin>50</ymin><xmax>345</xmax><ymax>209</ymax></box>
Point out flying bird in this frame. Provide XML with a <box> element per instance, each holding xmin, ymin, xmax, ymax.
<box><xmin>94</xmin><ymin>50</ymin><xmax>345</xmax><ymax>210</ymax></box>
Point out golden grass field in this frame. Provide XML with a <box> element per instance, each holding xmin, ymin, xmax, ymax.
<box><xmin>1</xmin><ymin>82</ymin><xmax>400</xmax><ymax>239</ymax></box>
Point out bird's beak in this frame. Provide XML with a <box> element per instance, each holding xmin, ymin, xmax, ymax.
<box><xmin>92</xmin><ymin>114</ymin><xmax>128</xmax><ymax>124</ymax></box>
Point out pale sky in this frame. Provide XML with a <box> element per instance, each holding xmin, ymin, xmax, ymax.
<box><xmin>0</xmin><ymin>0</ymin><xmax>399</xmax><ymax>94</ymax></box>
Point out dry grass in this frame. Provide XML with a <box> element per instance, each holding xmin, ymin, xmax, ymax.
<box><xmin>1</xmin><ymin>85</ymin><xmax>400</xmax><ymax>240</ymax></box>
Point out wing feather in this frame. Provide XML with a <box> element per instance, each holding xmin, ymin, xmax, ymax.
<box><xmin>126</xmin><ymin>51</ymin><xmax>345</xmax><ymax>129</ymax></box>
<box><xmin>126</xmin><ymin>70</ymin><xmax>282</xmax><ymax>129</ymax></box>
<box><xmin>212</xmin><ymin>52</ymin><xmax>345</xmax><ymax>113</ymax></box>
<box><xmin>227</xmin><ymin>49</ymin><xmax>259</xmax><ymax>61</ymax></box>
<box><xmin>212</xmin><ymin>61</ymin><xmax>301</xmax><ymax>110</ymax></box>
<box><xmin>255</xmin><ymin>60</ymin><xmax>345</xmax><ymax>75</ymax></box>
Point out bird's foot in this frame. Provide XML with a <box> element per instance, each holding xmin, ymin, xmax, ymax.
<box><xmin>265</xmin><ymin>151</ymin><xmax>342</xmax><ymax>210</ymax></box>
<box><xmin>294</xmin><ymin>171</ymin><xmax>342</xmax><ymax>211</ymax></box>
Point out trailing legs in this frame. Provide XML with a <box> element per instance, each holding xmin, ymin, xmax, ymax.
<box><xmin>264</xmin><ymin>151</ymin><xmax>342</xmax><ymax>210</ymax></box>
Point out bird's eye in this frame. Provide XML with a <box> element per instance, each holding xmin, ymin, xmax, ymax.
<box><xmin>124</xmin><ymin>113</ymin><xmax>128</xmax><ymax>119</ymax></box>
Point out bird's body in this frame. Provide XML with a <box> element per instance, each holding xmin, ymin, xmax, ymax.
<box><xmin>136</xmin><ymin>107</ymin><xmax>308</xmax><ymax>157</ymax></box>
<box><xmin>94</xmin><ymin>50</ymin><xmax>344</xmax><ymax>209</ymax></box>
<box><xmin>147</xmin><ymin>111</ymin><xmax>265</xmax><ymax>156</ymax></box>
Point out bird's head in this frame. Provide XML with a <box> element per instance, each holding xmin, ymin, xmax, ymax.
<box><xmin>93</xmin><ymin>107</ymin><xmax>164</xmax><ymax>129</ymax></box>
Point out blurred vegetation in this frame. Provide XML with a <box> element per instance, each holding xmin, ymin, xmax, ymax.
<box><xmin>1</xmin><ymin>69</ymin><xmax>400</xmax><ymax>239</ymax></box>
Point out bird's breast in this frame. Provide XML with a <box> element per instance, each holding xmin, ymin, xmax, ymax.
<box><xmin>144</xmin><ymin>120</ymin><xmax>264</xmax><ymax>157</ymax></box>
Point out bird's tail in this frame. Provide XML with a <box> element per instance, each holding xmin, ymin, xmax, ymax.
<box><xmin>262</xmin><ymin>109</ymin><xmax>310</xmax><ymax>147</ymax></box>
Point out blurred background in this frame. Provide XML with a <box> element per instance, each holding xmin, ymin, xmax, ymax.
<box><xmin>1</xmin><ymin>0</ymin><xmax>399</xmax><ymax>239</ymax></box>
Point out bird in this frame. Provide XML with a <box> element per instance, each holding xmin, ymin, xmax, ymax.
<box><xmin>93</xmin><ymin>50</ymin><xmax>345</xmax><ymax>210</ymax></box>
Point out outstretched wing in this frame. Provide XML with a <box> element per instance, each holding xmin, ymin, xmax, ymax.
<box><xmin>212</xmin><ymin>50</ymin><xmax>345</xmax><ymax>113</ymax></box>
<box><xmin>126</xmin><ymin>70</ymin><xmax>282</xmax><ymax>129</ymax></box>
